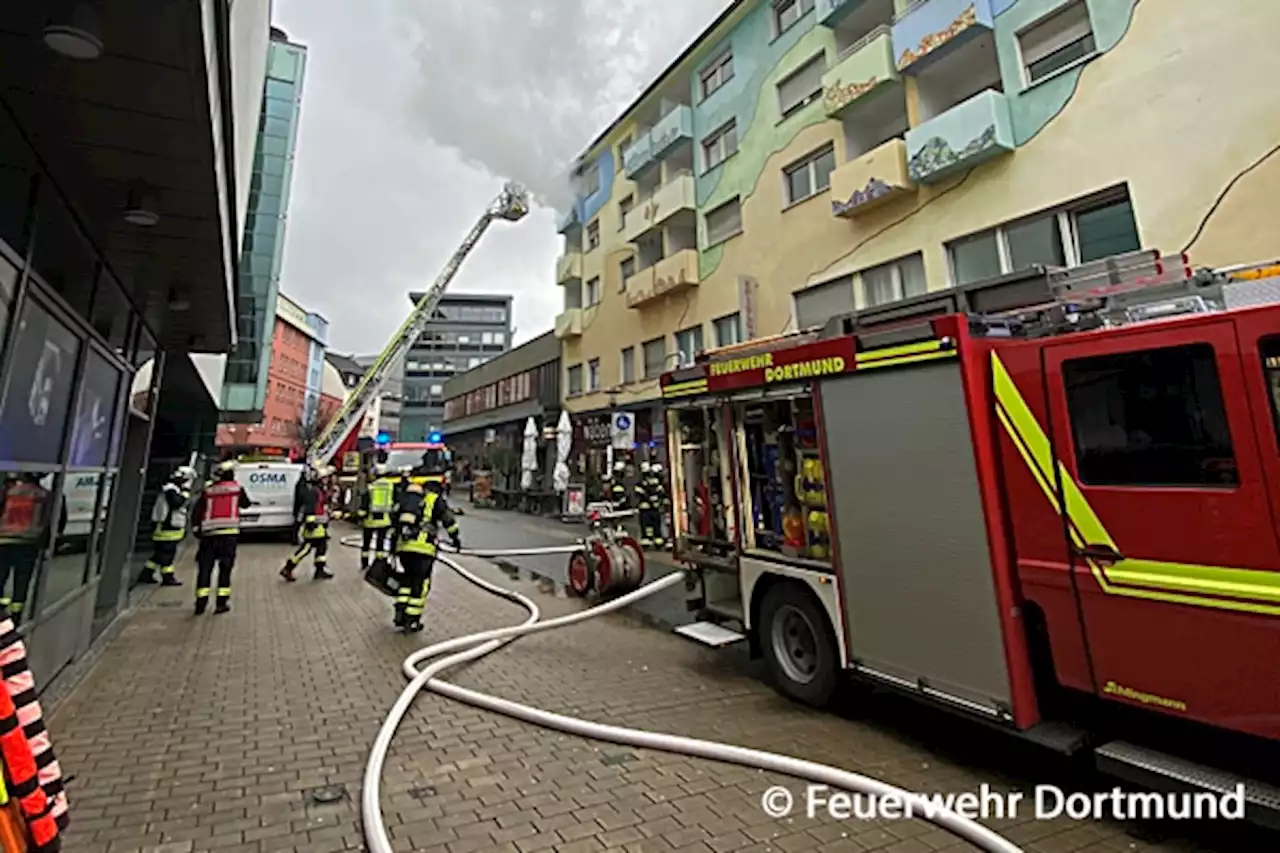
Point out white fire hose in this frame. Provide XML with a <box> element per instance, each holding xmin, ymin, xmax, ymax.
<box><xmin>348</xmin><ymin>538</ymin><xmax>1026</xmax><ymax>853</ymax></box>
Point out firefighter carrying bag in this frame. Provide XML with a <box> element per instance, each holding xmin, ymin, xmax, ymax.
<box><xmin>362</xmin><ymin>562</ymin><xmax>405</xmax><ymax>599</ymax></box>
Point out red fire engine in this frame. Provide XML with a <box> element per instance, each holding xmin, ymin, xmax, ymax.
<box><xmin>660</xmin><ymin>250</ymin><xmax>1280</xmax><ymax>823</ymax></box>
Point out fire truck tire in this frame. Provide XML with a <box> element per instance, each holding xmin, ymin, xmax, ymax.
<box><xmin>566</xmin><ymin>551</ymin><xmax>593</xmax><ymax>597</ymax></box>
<box><xmin>759</xmin><ymin>583</ymin><xmax>838</xmax><ymax>708</ymax></box>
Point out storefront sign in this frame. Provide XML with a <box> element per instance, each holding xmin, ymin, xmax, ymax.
<box><xmin>738</xmin><ymin>275</ymin><xmax>759</xmax><ymax>339</ymax></box>
<box><xmin>705</xmin><ymin>337</ymin><xmax>856</xmax><ymax>393</ymax></box>
<box><xmin>579</xmin><ymin>415</ymin><xmax>612</xmax><ymax>446</ymax></box>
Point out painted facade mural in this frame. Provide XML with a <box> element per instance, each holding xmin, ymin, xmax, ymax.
<box><xmin>905</xmin><ymin>89</ymin><xmax>1014</xmax><ymax>182</ymax></box>
<box><xmin>892</xmin><ymin>0</ymin><xmax>994</xmax><ymax>73</ymax></box>
<box><xmin>821</xmin><ymin>27</ymin><xmax>896</xmax><ymax>116</ymax></box>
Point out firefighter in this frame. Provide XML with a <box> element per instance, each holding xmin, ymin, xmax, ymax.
<box><xmin>609</xmin><ymin>460</ymin><xmax>629</xmax><ymax>510</ymax></box>
<box><xmin>393</xmin><ymin>480</ymin><xmax>461</xmax><ymax>632</ymax></box>
<box><xmin>633</xmin><ymin>461</ymin><xmax>653</xmax><ymax>546</ymax></box>
<box><xmin>282</xmin><ymin>466</ymin><xmax>335</xmax><ymax>581</ymax></box>
<box><xmin>358</xmin><ymin>463</ymin><xmax>396</xmax><ymax>571</ymax></box>
<box><xmin>0</xmin><ymin>473</ymin><xmax>58</xmax><ymax>624</ymax></box>
<box><xmin>190</xmin><ymin>461</ymin><xmax>254</xmax><ymax>615</ymax></box>
<box><xmin>643</xmin><ymin>461</ymin><xmax>669</xmax><ymax>549</ymax></box>
<box><xmin>138</xmin><ymin>466</ymin><xmax>195</xmax><ymax>586</ymax></box>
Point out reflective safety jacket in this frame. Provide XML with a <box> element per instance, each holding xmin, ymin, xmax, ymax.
<box><xmin>0</xmin><ymin>482</ymin><xmax>47</xmax><ymax>542</ymax></box>
<box><xmin>151</xmin><ymin>482</ymin><xmax>190</xmax><ymax>541</ymax></box>
<box><xmin>361</xmin><ymin>477</ymin><xmax>396</xmax><ymax>529</ymax></box>
<box><xmin>293</xmin><ymin>479</ymin><xmax>330</xmax><ymax>525</ymax></box>
<box><xmin>194</xmin><ymin>480</ymin><xmax>250</xmax><ymax>535</ymax></box>
<box><xmin>396</xmin><ymin>489</ymin><xmax>460</xmax><ymax>556</ymax></box>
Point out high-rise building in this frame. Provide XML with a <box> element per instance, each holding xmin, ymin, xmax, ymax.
<box><xmin>553</xmin><ymin>0</ymin><xmax>1280</xmax><ymax>473</ymax></box>
<box><xmin>220</xmin><ymin>27</ymin><xmax>308</xmax><ymax>422</ymax></box>
<box><xmin>399</xmin><ymin>294</ymin><xmax>512</xmax><ymax>442</ymax></box>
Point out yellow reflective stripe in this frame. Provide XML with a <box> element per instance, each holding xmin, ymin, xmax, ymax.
<box><xmin>855</xmin><ymin>349</ymin><xmax>956</xmax><ymax>370</ymax></box>
<box><xmin>217</xmin><ymin>587</ymin><xmax>232</xmax><ymax>596</ymax></box>
<box><xmin>991</xmin><ymin>352</ymin><xmax>1280</xmax><ymax>615</ymax></box>
<box><xmin>663</xmin><ymin>379</ymin><xmax>709</xmax><ymax>397</ymax></box>
<box><xmin>856</xmin><ymin>339</ymin><xmax>946</xmax><ymax>363</ymax></box>
<box><xmin>196</xmin><ymin>588</ymin><xmax>211</xmax><ymax>597</ymax></box>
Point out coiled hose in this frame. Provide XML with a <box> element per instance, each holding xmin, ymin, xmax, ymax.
<box><xmin>348</xmin><ymin>538</ymin><xmax>1026</xmax><ymax>853</ymax></box>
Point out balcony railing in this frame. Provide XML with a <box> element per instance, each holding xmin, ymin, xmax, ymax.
<box><xmin>891</xmin><ymin>0</ymin><xmax>994</xmax><ymax>74</ymax></box>
<box><xmin>624</xmin><ymin>248</ymin><xmax>700</xmax><ymax>309</ymax></box>
<box><xmin>904</xmin><ymin>88</ymin><xmax>1013</xmax><ymax>184</ymax></box>
<box><xmin>822</xmin><ymin>25</ymin><xmax>896</xmax><ymax>116</ymax></box>
<box><xmin>830</xmin><ymin>138</ymin><xmax>915</xmax><ymax>217</ymax></box>
<box><xmin>622</xmin><ymin>172</ymin><xmax>696</xmax><ymax>244</ymax></box>
<box><xmin>556</xmin><ymin>251</ymin><xmax>582</xmax><ymax>284</ymax></box>
<box><xmin>554</xmin><ymin>308</ymin><xmax>583</xmax><ymax>339</ymax></box>
<box><xmin>649</xmin><ymin>105</ymin><xmax>693</xmax><ymax>161</ymax></box>
<box><xmin>556</xmin><ymin>206</ymin><xmax>579</xmax><ymax>235</ymax></box>
<box><xmin>623</xmin><ymin>133</ymin><xmax>655</xmax><ymax>179</ymax></box>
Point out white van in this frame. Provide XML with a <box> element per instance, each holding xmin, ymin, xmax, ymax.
<box><xmin>236</xmin><ymin>462</ymin><xmax>303</xmax><ymax>536</ymax></box>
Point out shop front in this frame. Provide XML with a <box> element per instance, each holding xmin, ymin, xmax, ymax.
<box><xmin>568</xmin><ymin>404</ymin><xmax>667</xmax><ymax>503</ymax></box>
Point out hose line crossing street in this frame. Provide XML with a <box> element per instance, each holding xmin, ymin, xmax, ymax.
<box><xmin>352</xmin><ymin>539</ymin><xmax>1027</xmax><ymax>853</ymax></box>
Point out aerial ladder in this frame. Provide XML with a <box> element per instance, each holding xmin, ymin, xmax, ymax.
<box><xmin>306</xmin><ymin>181</ymin><xmax>530</xmax><ymax>469</ymax></box>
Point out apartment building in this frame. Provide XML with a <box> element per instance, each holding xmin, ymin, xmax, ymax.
<box><xmin>553</xmin><ymin>0</ymin><xmax>1280</xmax><ymax>455</ymax></box>
<box><xmin>399</xmin><ymin>293</ymin><xmax>512</xmax><ymax>442</ymax></box>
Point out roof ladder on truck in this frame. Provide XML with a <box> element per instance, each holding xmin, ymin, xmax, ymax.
<box><xmin>305</xmin><ymin>182</ymin><xmax>530</xmax><ymax>469</ymax></box>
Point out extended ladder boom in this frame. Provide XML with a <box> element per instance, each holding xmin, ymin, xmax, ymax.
<box><xmin>307</xmin><ymin>182</ymin><xmax>530</xmax><ymax>467</ymax></box>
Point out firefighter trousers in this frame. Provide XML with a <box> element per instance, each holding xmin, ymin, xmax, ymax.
<box><xmin>195</xmin><ymin>534</ymin><xmax>238</xmax><ymax>610</ymax></box>
<box><xmin>0</xmin><ymin>543</ymin><xmax>39</xmax><ymax>622</ymax></box>
<box><xmin>361</xmin><ymin>525</ymin><xmax>391</xmax><ymax>568</ymax></box>
<box><xmin>286</xmin><ymin>533</ymin><xmax>330</xmax><ymax>575</ymax></box>
<box><xmin>395</xmin><ymin>552</ymin><xmax>434</xmax><ymax>627</ymax></box>
<box><xmin>639</xmin><ymin>507</ymin><xmax>665</xmax><ymax>548</ymax></box>
<box><xmin>142</xmin><ymin>538</ymin><xmax>180</xmax><ymax>582</ymax></box>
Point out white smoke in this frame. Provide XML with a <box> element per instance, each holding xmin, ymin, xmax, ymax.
<box><xmin>393</xmin><ymin>0</ymin><xmax>729</xmax><ymax>214</ymax></box>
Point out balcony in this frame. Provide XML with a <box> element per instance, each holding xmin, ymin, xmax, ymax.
<box><xmin>831</xmin><ymin>138</ymin><xmax>915</xmax><ymax>217</ymax></box>
<box><xmin>556</xmin><ymin>206</ymin><xmax>579</xmax><ymax>234</ymax></box>
<box><xmin>649</xmin><ymin>106</ymin><xmax>693</xmax><ymax>160</ymax></box>
<box><xmin>822</xmin><ymin>26</ymin><xmax>897</xmax><ymax>117</ymax></box>
<box><xmin>556</xmin><ymin>251</ymin><xmax>582</xmax><ymax>284</ymax></box>
<box><xmin>622</xmin><ymin>173</ymin><xmax>696</xmax><ymax>244</ymax></box>
<box><xmin>623</xmin><ymin>133</ymin><xmax>655</xmax><ymax>179</ymax></box>
<box><xmin>905</xmin><ymin>88</ymin><xmax>1013</xmax><ymax>184</ymax></box>
<box><xmin>554</xmin><ymin>308</ymin><xmax>583</xmax><ymax>339</ymax></box>
<box><xmin>624</xmin><ymin>249</ymin><xmax>700</xmax><ymax>309</ymax></box>
<box><xmin>891</xmin><ymin>0</ymin><xmax>994</xmax><ymax>74</ymax></box>
<box><xmin>818</xmin><ymin>0</ymin><xmax>863</xmax><ymax>26</ymax></box>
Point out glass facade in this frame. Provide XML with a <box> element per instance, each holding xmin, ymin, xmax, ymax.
<box><xmin>222</xmin><ymin>37</ymin><xmax>308</xmax><ymax>419</ymax></box>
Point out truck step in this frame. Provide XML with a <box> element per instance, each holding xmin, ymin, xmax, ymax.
<box><xmin>1020</xmin><ymin>721</ymin><xmax>1089</xmax><ymax>755</ymax></box>
<box><xmin>674</xmin><ymin>621</ymin><xmax>746</xmax><ymax>647</ymax></box>
<box><xmin>705</xmin><ymin>599</ymin><xmax>745</xmax><ymax>623</ymax></box>
<box><xmin>1095</xmin><ymin>740</ymin><xmax>1280</xmax><ymax>829</ymax></box>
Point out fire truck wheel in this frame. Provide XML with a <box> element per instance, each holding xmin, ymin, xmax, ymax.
<box><xmin>566</xmin><ymin>551</ymin><xmax>593</xmax><ymax>597</ymax></box>
<box><xmin>760</xmin><ymin>583</ymin><xmax>838</xmax><ymax>708</ymax></box>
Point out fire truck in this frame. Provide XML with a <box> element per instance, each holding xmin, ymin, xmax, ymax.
<box><xmin>660</xmin><ymin>250</ymin><xmax>1280</xmax><ymax>823</ymax></box>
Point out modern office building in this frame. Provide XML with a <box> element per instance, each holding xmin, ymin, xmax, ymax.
<box><xmin>0</xmin><ymin>1</ymin><xmax>269</xmax><ymax>687</ymax></box>
<box><xmin>553</xmin><ymin>0</ymin><xmax>1280</xmax><ymax>461</ymax></box>
<box><xmin>220</xmin><ymin>26</ymin><xmax>308</xmax><ymax>422</ymax></box>
<box><xmin>400</xmin><ymin>293</ymin><xmax>512</xmax><ymax>442</ymax></box>
<box><xmin>215</xmin><ymin>292</ymin><xmax>329</xmax><ymax>457</ymax></box>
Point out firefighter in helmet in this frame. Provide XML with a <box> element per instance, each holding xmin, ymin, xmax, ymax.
<box><xmin>393</xmin><ymin>480</ymin><xmax>461</xmax><ymax>632</ymax></box>
<box><xmin>0</xmin><ymin>473</ymin><xmax>59</xmax><ymax>624</ymax></box>
<box><xmin>138</xmin><ymin>466</ymin><xmax>195</xmax><ymax>586</ymax></box>
<box><xmin>190</xmin><ymin>461</ymin><xmax>254</xmax><ymax>614</ymax></box>
<box><xmin>644</xmin><ymin>461</ymin><xmax>669</xmax><ymax>549</ymax></box>
<box><xmin>609</xmin><ymin>460</ymin><xmax>629</xmax><ymax>510</ymax></box>
<box><xmin>358</xmin><ymin>463</ymin><xmax>396</xmax><ymax>571</ymax></box>
<box><xmin>282</xmin><ymin>465</ymin><xmax>335</xmax><ymax>581</ymax></box>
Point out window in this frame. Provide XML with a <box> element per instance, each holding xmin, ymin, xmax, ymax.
<box><xmin>618</xmin><ymin>135</ymin><xmax>633</xmax><ymax>160</ymax></box>
<box><xmin>773</xmin><ymin>0</ymin><xmax>815</xmax><ymax>37</ymax></box>
<box><xmin>429</xmin><ymin>384</ymin><xmax>443</xmax><ymax>395</ymax></box>
<box><xmin>794</xmin><ymin>277</ymin><xmax>854</xmax><ymax>330</ymax></box>
<box><xmin>713</xmin><ymin>313</ymin><xmax>744</xmax><ymax>347</ymax></box>
<box><xmin>1020</xmin><ymin>0</ymin><xmax>1096</xmax><ymax>85</ymax></box>
<box><xmin>621</xmin><ymin>347</ymin><xmax>636</xmax><ymax>384</ymax></box>
<box><xmin>457</xmin><ymin>334</ymin><xmax>471</xmax><ymax>344</ymax></box>
<box><xmin>618</xmin><ymin>195</ymin><xmax>634</xmax><ymax>229</ymax></box>
<box><xmin>675</xmin><ymin>325</ymin><xmax>705</xmax><ymax>367</ymax></box>
<box><xmin>585</xmin><ymin>276</ymin><xmax>601</xmax><ymax>306</ymax></box>
<box><xmin>567</xmin><ymin>364</ymin><xmax>584</xmax><ymax>396</ymax></box>
<box><xmin>705</xmin><ymin>198</ymin><xmax>742</xmax><ymax>246</ymax></box>
<box><xmin>619</xmin><ymin>257</ymin><xmax>635</xmax><ymax>287</ymax></box>
<box><xmin>1261</xmin><ymin>338</ymin><xmax>1280</xmax><ymax>452</ymax></box>
<box><xmin>776</xmin><ymin>53</ymin><xmax>825</xmax><ymax>118</ymax></box>
<box><xmin>587</xmin><ymin>358</ymin><xmax>601</xmax><ymax>392</ymax></box>
<box><xmin>468</xmin><ymin>357</ymin><xmax>482</xmax><ymax>368</ymax></box>
<box><xmin>783</xmin><ymin>144</ymin><xmax>836</xmax><ymax>205</ymax></box>
<box><xmin>586</xmin><ymin>220</ymin><xmax>600</xmax><ymax>251</ymax></box>
<box><xmin>581</xmin><ymin>164</ymin><xmax>601</xmax><ymax>197</ymax></box>
<box><xmin>701</xmin><ymin>120</ymin><xmax>738</xmax><ymax>171</ymax></box>
<box><xmin>700</xmin><ymin>50</ymin><xmax>734</xmax><ymax>100</ymax></box>
<box><xmin>947</xmin><ymin>193</ymin><xmax>1141</xmax><ymax>285</ymax></box>
<box><xmin>861</xmin><ymin>254</ymin><xmax>927</xmax><ymax>307</ymax></box>
<box><xmin>643</xmin><ymin>337</ymin><xmax>667</xmax><ymax>379</ymax></box>
<box><xmin>1064</xmin><ymin>344</ymin><xmax>1237</xmax><ymax>487</ymax></box>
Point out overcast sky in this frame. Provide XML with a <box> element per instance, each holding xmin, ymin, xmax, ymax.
<box><xmin>271</xmin><ymin>0</ymin><xmax>728</xmax><ymax>355</ymax></box>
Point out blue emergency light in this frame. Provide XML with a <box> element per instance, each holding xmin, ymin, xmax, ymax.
<box><xmin>376</xmin><ymin>432</ymin><xmax>390</xmax><ymax>444</ymax></box>
<box><xmin>428</xmin><ymin>431</ymin><xmax>443</xmax><ymax>443</ymax></box>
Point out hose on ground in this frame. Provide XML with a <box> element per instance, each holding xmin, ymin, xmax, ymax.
<box><xmin>361</xmin><ymin>549</ymin><xmax>1026</xmax><ymax>853</ymax></box>
<box><xmin>338</xmin><ymin>533</ymin><xmax>581</xmax><ymax>558</ymax></box>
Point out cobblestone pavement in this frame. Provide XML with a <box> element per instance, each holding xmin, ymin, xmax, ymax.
<box><xmin>47</xmin><ymin>522</ymin><xmax>1267</xmax><ymax>853</ymax></box>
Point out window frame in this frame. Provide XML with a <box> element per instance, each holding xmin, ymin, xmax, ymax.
<box><xmin>713</xmin><ymin>312</ymin><xmax>744</xmax><ymax>347</ymax></box>
<box><xmin>585</xmin><ymin>276</ymin><xmax>602</xmax><ymax>307</ymax></box>
<box><xmin>674</xmin><ymin>325</ymin><xmax>705</xmax><ymax>368</ymax></box>
<box><xmin>701</xmin><ymin>119</ymin><xmax>738</xmax><ymax>173</ymax></box>
<box><xmin>619</xmin><ymin>256</ymin><xmax>636</xmax><ymax>290</ymax></box>
<box><xmin>585</xmin><ymin>220</ymin><xmax>601</xmax><ymax>251</ymax></box>
<box><xmin>587</xmin><ymin>358</ymin><xmax>601</xmax><ymax>392</ymax></box>
<box><xmin>618</xmin><ymin>194</ymin><xmax>634</xmax><ymax>230</ymax></box>
<box><xmin>859</xmin><ymin>253</ymin><xmax>927</xmax><ymax>307</ymax></box>
<box><xmin>700</xmin><ymin>49</ymin><xmax>735</xmax><ymax>100</ymax></box>
<box><xmin>782</xmin><ymin>142</ymin><xmax>836</xmax><ymax>206</ymax></box>
<box><xmin>1017</xmin><ymin>0</ymin><xmax>1098</xmax><ymax>87</ymax></box>
<box><xmin>704</xmin><ymin>197</ymin><xmax>743</xmax><ymax>248</ymax></box>
<box><xmin>620</xmin><ymin>346</ymin><xmax>636</xmax><ymax>384</ymax></box>
<box><xmin>642</xmin><ymin>337</ymin><xmax>666</xmax><ymax>379</ymax></box>
<box><xmin>775</xmin><ymin>51</ymin><xmax>826</xmax><ymax>119</ymax></box>
<box><xmin>772</xmin><ymin>0</ymin><xmax>815</xmax><ymax>39</ymax></box>
<box><xmin>581</xmin><ymin>164</ymin><xmax>601</xmax><ymax>197</ymax></box>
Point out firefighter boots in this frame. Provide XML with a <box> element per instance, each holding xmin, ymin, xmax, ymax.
<box><xmin>194</xmin><ymin>598</ymin><xmax>208</xmax><ymax>616</ymax></box>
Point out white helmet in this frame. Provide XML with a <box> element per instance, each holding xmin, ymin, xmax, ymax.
<box><xmin>651</xmin><ymin>462</ymin><xmax>664</xmax><ymax>475</ymax></box>
<box><xmin>639</xmin><ymin>461</ymin><xmax>652</xmax><ymax>474</ymax></box>
<box><xmin>172</xmin><ymin>465</ymin><xmax>196</xmax><ymax>484</ymax></box>
<box><xmin>613</xmin><ymin>461</ymin><xmax>626</xmax><ymax>473</ymax></box>
<box><xmin>373</xmin><ymin>463</ymin><xmax>389</xmax><ymax>478</ymax></box>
